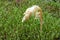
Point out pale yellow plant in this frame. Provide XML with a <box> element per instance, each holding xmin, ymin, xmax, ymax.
<box><xmin>22</xmin><ymin>5</ymin><xmax>43</xmax><ymax>31</ymax></box>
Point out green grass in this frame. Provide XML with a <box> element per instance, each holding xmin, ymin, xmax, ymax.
<box><xmin>0</xmin><ymin>0</ymin><xmax>60</xmax><ymax>40</ymax></box>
